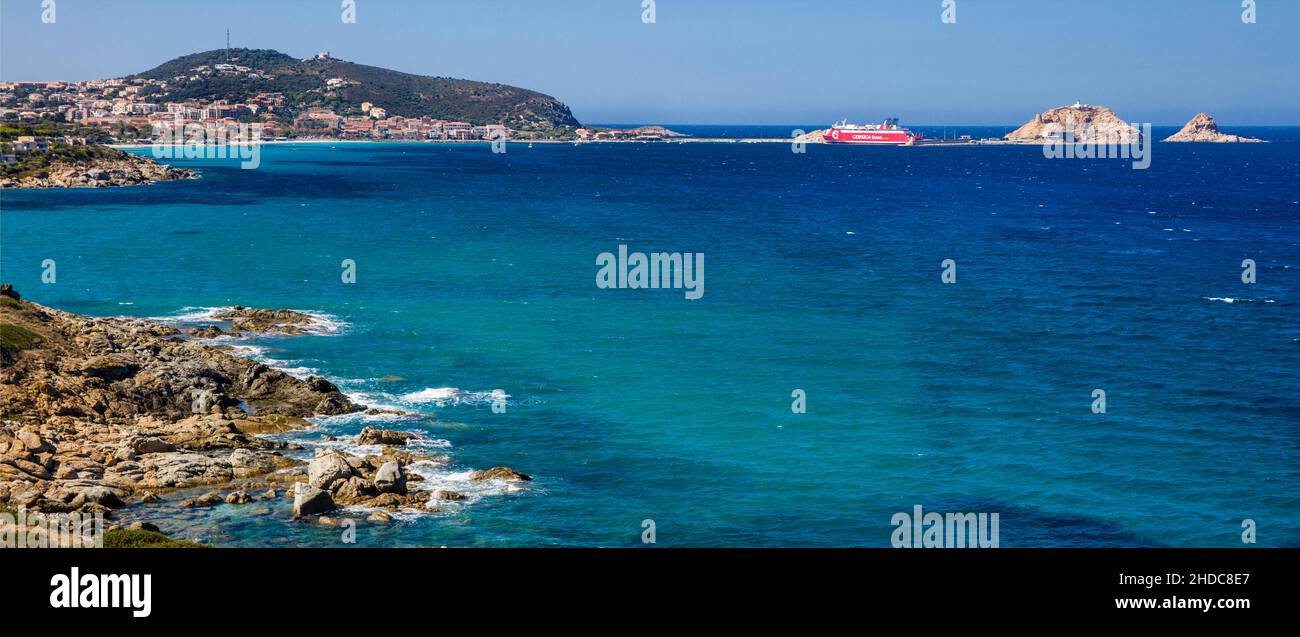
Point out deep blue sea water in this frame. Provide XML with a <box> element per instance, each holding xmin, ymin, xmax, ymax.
<box><xmin>1</xmin><ymin>128</ymin><xmax>1298</xmax><ymax>547</ymax></box>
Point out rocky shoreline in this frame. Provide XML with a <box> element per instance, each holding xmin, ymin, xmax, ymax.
<box><xmin>0</xmin><ymin>148</ymin><xmax>196</xmax><ymax>190</ymax></box>
<box><xmin>0</xmin><ymin>285</ymin><xmax>529</xmax><ymax>545</ymax></box>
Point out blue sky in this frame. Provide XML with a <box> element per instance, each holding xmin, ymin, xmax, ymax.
<box><xmin>1</xmin><ymin>0</ymin><xmax>1297</xmax><ymax>124</ymax></box>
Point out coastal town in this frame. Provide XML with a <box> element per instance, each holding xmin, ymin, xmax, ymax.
<box><xmin>0</xmin><ymin>50</ymin><xmax>678</xmax><ymax>150</ymax></box>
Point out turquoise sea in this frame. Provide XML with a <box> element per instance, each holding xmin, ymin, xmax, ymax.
<box><xmin>1</xmin><ymin>126</ymin><xmax>1298</xmax><ymax>547</ymax></box>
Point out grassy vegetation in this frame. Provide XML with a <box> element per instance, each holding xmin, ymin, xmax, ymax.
<box><xmin>102</xmin><ymin>528</ymin><xmax>207</xmax><ymax>549</ymax></box>
<box><xmin>0</xmin><ymin>322</ymin><xmax>45</xmax><ymax>364</ymax></box>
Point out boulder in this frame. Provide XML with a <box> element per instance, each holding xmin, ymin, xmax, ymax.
<box><xmin>129</xmin><ymin>436</ymin><xmax>175</xmax><ymax>455</ymax></box>
<box><xmin>293</xmin><ymin>483</ymin><xmax>334</xmax><ymax>518</ymax></box>
<box><xmin>332</xmin><ymin>476</ymin><xmax>378</xmax><ymax>502</ymax></box>
<box><xmin>433</xmin><ymin>490</ymin><xmax>465</xmax><ymax>501</ymax></box>
<box><xmin>181</xmin><ymin>492</ymin><xmax>223</xmax><ymax>507</ymax></box>
<box><xmin>16</xmin><ymin>430</ymin><xmax>54</xmax><ymax>453</ymax></box>
<box><xmin>307</xmin><ymin>450</ymin><xmax>356</xmax><ymax>490</ymax></box>
<box><xmin>68</xmin><ymin>485</ymin><xmax>125</xmax><ymax>509</ymax></box>
<box><xmin>225</xmin><ymin>490</ymin><xmax>252</xmax><ymax>504</ymax></box>
<box><xmin>373</xmin><ymin>461</ymin><xmax>407</xmax><ymax>495</ymax></box>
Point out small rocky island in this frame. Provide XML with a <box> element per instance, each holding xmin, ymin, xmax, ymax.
<box><xmin>1163</xmin><ymin>113</ymin><xmax>1263</xmax><ymax>142</ymax></box>
<box><xmin>0</xmin><ymin>141</ymin><xmax>195</xmax><ymax>189</ymax></box>
<box><xmin>1004</xmin><ymin>102</ymin><xmax>1142</xmax><ymax>143</ymax></box>
<box><xmin>0</xmin><ymin>285</ymin><xmax>529</xmax><ymax>545</ymax></box>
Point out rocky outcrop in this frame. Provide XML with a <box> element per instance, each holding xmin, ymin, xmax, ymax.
<box><xmin>0</xmin><ymin>150</ymin><xmax>196</xmax><ymax>190</ymax></box>
<box><xmin>210</xmin><ymin>307</ymin><xmax>317</xmax><ymax>335</ymax></box>
<box><xmin>1005</xmin><ymin>103</ymin><xmax>1141</xmax><ymax>143</ymax></box>
<box><xmin>469</xmin><ymin>467</ymin><xmax>532</xmax><ymax>482</ymax></box>
<box><xmin>1</xmin><ymin>287</ymin><xmax>532</xmax><ymax>537</ymax></box>
<box><xmin>1164</xmin><ymin>113</ymin><xmax>1263</xmax><ymax>142</ymax></box>
<box><xmin>186</xmin><ymin>325</ymin><xmax>227</xmax><ymax>338</ymax></box>
<box><xmin>356</xmin><ymin>426</ymin><xmax>423</xmax><ymax>446</ymax></box>
<box><xmin>0</xmin><ymin>290</ymin><xmax>361</xmax><ymax>513</ymax></box>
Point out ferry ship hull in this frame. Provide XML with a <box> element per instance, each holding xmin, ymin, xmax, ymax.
<box><xmin>824</xmin><ymin>128</ymin><xmax>916</xmax><ymax>145</ymax></box>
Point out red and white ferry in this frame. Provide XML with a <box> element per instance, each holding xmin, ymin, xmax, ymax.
<box><xmin>824</xmin><ymin>118</ymin><xmax>921</xmax><ymax>145</ymax></box>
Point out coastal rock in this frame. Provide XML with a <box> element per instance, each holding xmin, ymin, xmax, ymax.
<box><xmin>793</xmin><ymin>129</ymin><xmax>828</xmax><ymax>143</ymax></box>
<box><xmin>356</xmin><ymin>426</ymin><xmax>423</xmax><ymax>446</ymax></box>
<box><xmin>1005</xmin><ymin>103</ymin><xmax>1141</xmax><ymax>144</ymax></box>
<box><xmin>433</xmin><ymin>490</ymin><xmax>464</xmax><ymax>501</ymax></box>
<box><xmin>469</xmin><ymin>467</ymin><xmax>532</xmax><ymax>482</ymax></box>
<box><xmin>307</xmin><ymin>450</ymin><xmax>356</xmax><ymax>491</ymax></box>
<box><xmin>332</xmin><ymin>476</ymin><xmax>379</xmax><ymax>502</ymax></box>
<box><xmin>211</xmin><ymin>307</ymin><xmax>316</xmax><ymax>335</ymax></box>
<box><xmin>181</xmin><ymin>492</ymin><xmax>223</xmax><ymax>508</ymax></box>
<box><xmin>0</xmin><ymin>290</ymin><xmax>362</xmax><ymax>514</ymax></box>
<box><xmin>367</xmin><ymin>511</ymin><xmax>392</xmax><ymax>523</ymax></box>
<box><xmin>0</xmin><ymin>149</ymin><xmax>196</xmax><ymax>190</ymax></box>
<box><xmin>1164</xmin><ymin>113</ymin><xmax>1263</xmax><ymax>142</ymax></box>
<box><xmin>292</xmin><ymin>483</ymin><xmax>334</xmax><ymax>518</ymax></box>
<box><xmin>128</xmin><ymin>436</ymin><xmax>175</xmax><ymax>455</ymax></box>
<box><xmin>186</xmin><ymin>325</ymin><xmax>227</xmax><ymax>338</ymax></box>
<box><xmin>373</xmin><ymin>461</ymin><xmax>407</xmax><ymax>495</ymax></box>
<box><xmin>0</xmin><ymin>288</ymin><xmax>525</xmax><ymax>525</ymax></box>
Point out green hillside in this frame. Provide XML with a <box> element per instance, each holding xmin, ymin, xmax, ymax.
<box><xmin>131</xmin><ymin>48</ymin><xmax>580</xmax><ymax>130</ymax></box>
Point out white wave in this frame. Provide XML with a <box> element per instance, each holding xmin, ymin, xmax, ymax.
<box><xmin>149</xmin><ymin>306</ymin><xmax>348</xmax><ymax>336</ymax></box>
<box><xmin>1201</xmin><ymin>297</ymin><xmax>1273</xmax><ymax>304</ymax></box>
<box><xmin>405</xmin><ymin>462</ymin><xmax>526</xmax><ymax>507</ymax></box>
<box><xmin>295</xmin><ymin>310</ymin><xmax>349</xmax><ymax>336</ymax></box>
<box><xmin>150</xmin><ymin>306</ymin><xmax>224</xmax><ymax>323</ymax></box>
<box><xmin>226</xmin><ymin>343</ymin><xmax>271</xmax><ymax>357</ymax></box>
<box><xmin>401</xmin><ymin>387</ymin><xmax>508</xmax><ymax>407</ymax></box>
<box><xmin>294</xmin><ymin>434</ymin><xmax>453</xmax><ymax>459</ymax></box>
<box><xmin>340</xmin><ymin>390</ymin><xmax>426</xmax><ymax>415</ymax></box>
